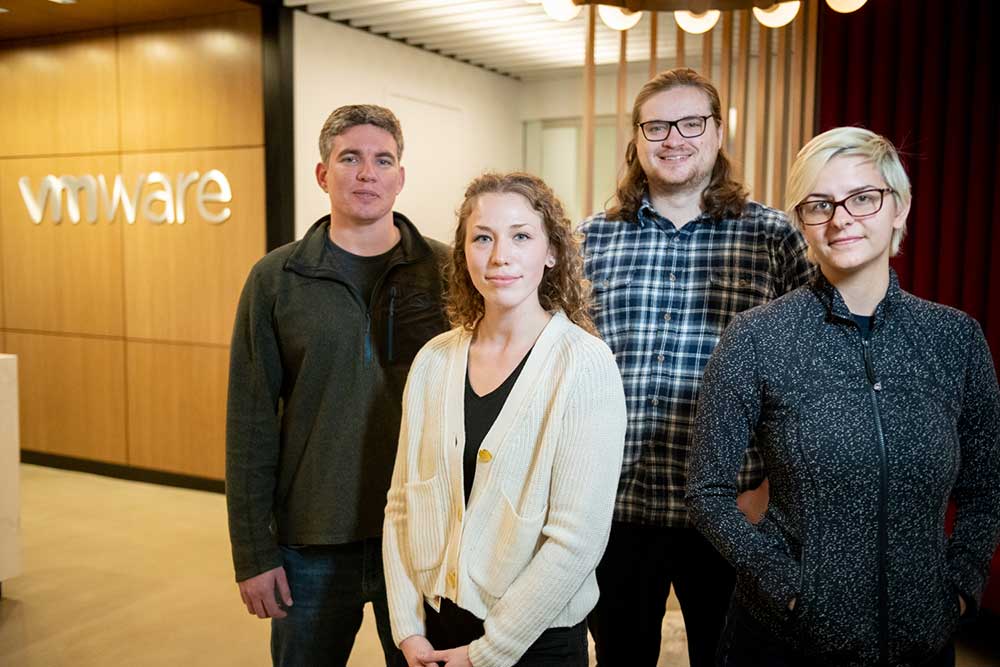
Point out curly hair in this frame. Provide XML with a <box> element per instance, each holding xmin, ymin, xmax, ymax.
<box><xmin>606</xmin><ymin>68</ymin><xmax>748</xmax><ymax>222</ymax></box>
<box><xmin>445</xmin><ymin>172</ymin><xmax>597</xmax><ymax>335</ymax></box>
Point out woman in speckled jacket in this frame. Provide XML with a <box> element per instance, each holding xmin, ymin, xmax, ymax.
<box><xmin>686</xmin><ymin>126</ymin><xmax>1000</xmax><ymax>667</ymax></box>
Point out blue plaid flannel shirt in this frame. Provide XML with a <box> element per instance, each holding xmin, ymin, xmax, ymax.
<box><xmin>581</xmin><ymin>196</ymin><xmax>814</xmax><ymax>526</ymax></box>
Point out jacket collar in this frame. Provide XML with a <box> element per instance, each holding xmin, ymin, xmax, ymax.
<box><xmin>284</xmin><ymin>211</ymin><xmax>432</xmax><ymax>279</ymax></box>
<box><xmin>810</xmin><ymin>267</ymin><xmax>902</xmax><ymax>329</ymax></box>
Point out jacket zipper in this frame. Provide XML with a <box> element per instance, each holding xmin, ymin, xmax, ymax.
<box><xmin>863</xmin><ymin>337</ymin><xmax>889</xmax><ymax>666</ymax></box>
<box><xmin>388</xmin><ymin>286</ymin><xmax>397</xmax><ymax>362</ymax></box>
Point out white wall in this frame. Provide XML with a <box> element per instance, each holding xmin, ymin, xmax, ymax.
<box><xmin>294</xmin><ymin>12</ymin><xmax>523</xmax><ymax>243</ymax></box>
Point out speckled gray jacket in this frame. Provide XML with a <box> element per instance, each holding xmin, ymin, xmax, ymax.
<box><xmin>687</xmin><ymin>270</ymin><xmax>1000</xmax><ymax>667</ymax></box>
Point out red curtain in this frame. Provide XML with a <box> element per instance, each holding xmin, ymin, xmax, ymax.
<box><xmin>816</xmin><ymin>0</ymin><xmax>1000</xmax><ymax>611</ymax></box>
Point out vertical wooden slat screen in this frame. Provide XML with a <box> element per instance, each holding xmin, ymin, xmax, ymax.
<box><xmin>649</xmin><ymin>12</ymin><xmax>658</xmax><ymax>80</ymax></box>
<box><xmin>617</xmin><ymin>30</ymin><xmax>628</xmax><ymax>164</ymax></box>
<box><xmin>788</xmin><ymin>12</ymin><xmax>805</xmax><ymax>190</ymax></box>
<box><xmin>582</xmin><ymin>5</ymin><xmax>596</xmax><ymax>218</ymax></box>
<box><xmin>753</xmin><ymin>22</ymin><xmax>772</xmax><ymax>200</ymax></box>
<box><xmin>734</xmin><ymin>11</ymin><xmax>751</xmax><ymax>178</ymax></box>
<box><xmin>702</xmin><ymin>29</ymin><xmax>713</xmax><ymax>80</ymax></box>
<box><xmin>803</xmin><ymin>0</ymin><xmax>819</xmax><ymax>149</ymax></box>
<box><xmin>720</xmin><ymin>12</ymin><xmax>734</xmax><ymax>150</ymax></box>
<box><xmin>675</xmin><ymin>22</ymin><xmax>685</xmax><ymax>68</ymax></box>
<box><xmin>772</xmin><ymin>25</ymin><xmax>790</xmax><ymax>207</ymax></box>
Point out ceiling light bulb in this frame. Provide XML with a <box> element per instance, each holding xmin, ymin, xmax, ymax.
<box><xmin>47</xmin><ymin>0</ymin><xmax>78</xmax><ymax>4</ymax></box>
<box><xmin>599</xmin><ymin>6</ymin><xmax>642</xmax><ymax>31</ymax></box>
<box><xmin>673</xmin><ymin>10</ymin><xmax>720</xmax><ymax>35</ymax></box>
<box><xmin>0</xmin><ymin>7</ymin><xmax>9</xmax><ymax>13</ymax></box>
<box><xmin>752</xmin><ymin>1</ymin><xmax>801</xmax><ymax>28</ymax></box>
<box><xmin>825</xmin><ymin>0</ymin><xmax>867</xmax><ymax>12</ymax></box>
<box><xmin>542</xmin><ymin>0</ymin><xmax>581</xmax><ymax>22</ymax></box>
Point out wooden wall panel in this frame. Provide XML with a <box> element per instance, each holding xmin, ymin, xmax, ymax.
<box><xmin>6</xmin><ymin>332</ymin><xmax>127</xmax><ymax>463</ymax></box>
<box><xmin>126</xmin><ymin>340</ymin><xmax>227</xmax><ymax>479</ymax></box>
<box><xmin>121</xmin><ymin>148</ymin><xmax>265</xmax><ymax>345</ymax></box>
<box><xmin>117</xmin><ymin>10</ymin><xmax>263</xmax><ymax>153</ymax></box>
<box><xmin>0</xmin><ymin>155</ymin><xmax>125</xmax><ymax>336</ymax></box>
<box><xmin>0</xmin><ymin>31</ymin><xmax>119</xmax><ymax>157</ymax></box>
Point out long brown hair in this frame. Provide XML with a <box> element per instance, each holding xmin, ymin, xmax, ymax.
<box><xmin>607</xmin><ymin>68</ymin><xmax>748</xmax><ymax>222</ymax></box>
<box><xmin>445</xmin><ymin>172</ymin><xmax>597</xmax><ymax>335</ymax></box>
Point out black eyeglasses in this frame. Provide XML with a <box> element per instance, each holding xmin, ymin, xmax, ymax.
<box><xmin>795</xmin><ymin>188</ymin><xmax>895</xmax><ymax>226</ymax></box>
<box><xmin>637</xmin><ymin>115</ymin><xmax>714</xmax><ymax>142</ymax></box>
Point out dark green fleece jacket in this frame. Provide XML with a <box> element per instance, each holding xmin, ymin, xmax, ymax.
<box><xmin>226</xmin><ymin>213</ymin><xmax>449</xmax><ymax>581</ymax></box>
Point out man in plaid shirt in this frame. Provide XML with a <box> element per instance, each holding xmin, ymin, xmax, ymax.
<box><xmin>582</xmin><ymin>68</ymin><xmax>813</xmax><ymax>667</ymax></box>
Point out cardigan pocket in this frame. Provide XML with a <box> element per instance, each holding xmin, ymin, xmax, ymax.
<box><xmin>467</xmin><ymin>493</ymin><xmax>547</xmax><ymax>599</ymax></box>
<box><xmin>404</xmin><ymin>475</ymin><xmax>448</xmax><ymax>571</ymax></box>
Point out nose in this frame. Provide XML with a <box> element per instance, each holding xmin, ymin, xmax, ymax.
<box><xmin>830</xmin><ymin>202</ymin><xmax>855</xmax><ymax>228</ymax></box>
<box><xmin>356</xmin><ymin>159</ymin><xmax>376</xmax><ymax>181</ymax></box>
<box><xmin>661</xmin><ymin>125</ymin><xmax>683</xmax><ymax>145</ymax></box>
<box><xmin>490</xmin><ymin>238</ymin><xmax>509</xmax><ymax>265</ymax></box>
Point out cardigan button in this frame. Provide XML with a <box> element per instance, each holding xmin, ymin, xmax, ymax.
<box><xmin>447</xmin><ymin>570</ymin><xmax>457</xmax><ymax>589</ymax></box>
<box><xmin>478</xmin><ymin>449</ymin><xmax>493</xmax><ymax>463</ymax></box>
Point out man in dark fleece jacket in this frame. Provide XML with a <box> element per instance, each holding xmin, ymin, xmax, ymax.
<box><xmin>226</xmin><ymin>105</ymin><xmax>448</xmax><ymax>667</ymax></box>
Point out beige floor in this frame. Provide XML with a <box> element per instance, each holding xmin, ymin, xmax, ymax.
<box><xmin>0</xmin><ymin>465</ymin><xmax>995</xmax><ymax>666</ymax></box>
<box><xmin>0</xmin><ymin>465</ymin><xmax>687</xmax><ymax>667</ymax></box>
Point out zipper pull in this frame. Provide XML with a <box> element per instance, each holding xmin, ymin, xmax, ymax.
<box><xmin>388</xmin><ymin>286</ymin><xmax>397</xmax><ymax>362</ymax></box>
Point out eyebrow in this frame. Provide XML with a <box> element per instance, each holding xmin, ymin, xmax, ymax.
<box><xmin>336</xmin><ymin>148</ymin><xmax>397</xmax><ymax>162</ymax></box>
<box><xmin>803</xmin><ymin>184</ymin><xmax>882</xmax><ymax>199</ymax></box>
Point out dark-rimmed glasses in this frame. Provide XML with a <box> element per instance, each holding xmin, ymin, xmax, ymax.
<box><xmin>637</xmin><ymin>116</ymin><xmax>714</xmax><ymax>142</ymax></box>
<box><xmin>795</xmin><ymin>188</ymin><xmax>895</xmax><ymax>226</ymax></box>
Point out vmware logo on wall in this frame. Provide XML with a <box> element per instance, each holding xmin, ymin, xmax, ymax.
<box><xmin>17</xmin><ymin>170</ymin><xmax>232</xmax><ymax>225</ymax></box>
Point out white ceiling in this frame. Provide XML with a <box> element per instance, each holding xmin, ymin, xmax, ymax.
<box><xmin>283</xmin><ymin>0</ymin><xmax>756</xmax><ymax>80</ymax></box>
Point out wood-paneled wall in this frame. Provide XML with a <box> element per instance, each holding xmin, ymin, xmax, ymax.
<box><xmin>0</xmin><ymin>9</ymin><xmax>265</xmax><ymax>479</ymax></box>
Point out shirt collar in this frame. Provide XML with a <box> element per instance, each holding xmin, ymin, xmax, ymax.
<box><xmin>636</xmin><ymin>191</ymin><xmax>713</xmax><ymax>229</ymax></box>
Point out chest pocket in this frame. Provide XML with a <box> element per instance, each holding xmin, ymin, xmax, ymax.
<box><xmin>590</xmin><ymin>270</ymin><xmax>635</xmax><ymax>348</ymax></box>
<box><xmin>380</xmin><ymin>284</ymin><xmax>447</xmax><ymax>365</ymax></box>
<box><xmin>705</xmin><ymin>268</ymin><xmax>772</xmax><ymax>332</ymax></box>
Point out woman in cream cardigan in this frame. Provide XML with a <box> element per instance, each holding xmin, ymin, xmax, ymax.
<box><xmin>383</xmin><ymin>172</ymin><xmax>627</xmax><ymax>667</ymax></box>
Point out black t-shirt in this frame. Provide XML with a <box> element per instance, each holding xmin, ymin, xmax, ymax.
<box><xmin>324</xmin><ymin>235</ymin><xmax>398</xmax><ymax>307</ymax></box>
<box><xmin>851</xmin><ymin>312</ymin><xmax>873</xmax><ymax>340</ymax></box>
<box><xmin>463</xmin><ymin>349</ymin><xmax>532</xmax><ymax>503</ymax></box>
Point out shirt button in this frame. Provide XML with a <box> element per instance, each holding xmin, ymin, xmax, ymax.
<box><xmin>657</xmin><ymin>354</ymin><xmax>665</xmax><ymax>362</ymax></box>
<box><xmin>669</xmin><ymin>273</ymin><xmax>676</xmax><ymax>282</ymax></box>
<box><xmin>651</xmin><ymin>398</ymin><xmax>659</xmax><ymax>406</ymax></box>
<box><xmin>602</xmin><ymin>279</ymin><xmax>610</xmax><ymax>288</ymax></box>
<box><xmin>738</xmin><ymin>278</ymin><xmax>750</xmax><ymax>287</ymax></box>
<box><xmin>663</xmin><ymin>313</ymin><xmax>671</xmax><ymax>322</ymax></box>
<box><xmin>478</xmin><ymin>449</ymin><xmax>493</xmax><ymax>463</ymax></box>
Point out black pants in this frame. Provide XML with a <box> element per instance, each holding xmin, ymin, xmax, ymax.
<box><xmin>716</xmin><ymin>603</ymin><xmax>956</xmax><ymax>667</ymax></box>
<box><xmin>424</xmin><ymin>598</ymin><xmax>588</xmax><ymax>667</ymax></box>
<box><xmin>589</xmin><ymin>523</ymin><xmax>735</xmax><ymax>667</ymax></box>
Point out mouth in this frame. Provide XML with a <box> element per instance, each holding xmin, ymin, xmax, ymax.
<box><xmin>353</xmin><ymin>190</ymin><xmax>379</xmax><ymax>200</ymax></box>
<box><xmin>830</xmin><ymin>236</ymin><xmax>863</xmax><ymax>247</ymax></box>
<box><xmin>656</xmin><ymin>153</ymin><xmax>692</xmax><ymax>162</ymax></box>
<box><xmin>485</xmin><ymin>275</ymin><xmax>520</xmax><ymax>285</ymax></box>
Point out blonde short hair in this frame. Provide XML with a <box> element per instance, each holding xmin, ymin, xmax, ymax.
<box><xmin>785</xmin><ymin>126</ymin><xmax>911</xmax><ymax>257</ymax></box>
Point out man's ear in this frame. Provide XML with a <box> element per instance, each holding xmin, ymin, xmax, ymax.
<box><xmin>315</xmin><ymin>161</ymin><xmax>328</xmax><ymax>192</ymax></box>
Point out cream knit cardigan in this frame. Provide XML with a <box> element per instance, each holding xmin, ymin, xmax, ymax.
<box><xmin>382</xmin><ymin>311</ymin><xmax>627</xmax><ymax>667</ymax></box>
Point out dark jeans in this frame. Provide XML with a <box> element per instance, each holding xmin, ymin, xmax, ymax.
<box><xmin>589</xmin><ymin>523</ymin><xmax>735</xmax><ymax>667</ymax></box>
<box><xmin>716</xmin><ymin>603</ymin><xmax>956</xmax><ymax>667</ymax></box>
<box><xmin>425</xmin><ymin>598</ymin><xmax>589</xmax><ymax>667</ymax></box>
<box><xmin>271</xmin><ymin>539</ymin><xmax>404</xmax><ymax>667</ymax></box>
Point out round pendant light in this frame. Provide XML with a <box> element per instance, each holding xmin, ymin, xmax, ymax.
<box><xmin>542</xmin><ymin>0</ymin><xmax>581</xmax><ymax>22</ymax></box>
<box><xmin>674</xmin><ymin>10</ymin><xmax>721</xmax><ymax>35</ymax></box>
<box><xmin>826</xmin><ymin>0</ymin><xmax>868</xmax><ymax>12</ymax></box>
<box><xmin>752</xmin><ymin>1</ymin><xmax>801</xmax><ymax>28</ymax></box>
<box><xmin>599</xmin><ymin>5</ymin><xmax>642</xmax><ymax>31</ymax></box>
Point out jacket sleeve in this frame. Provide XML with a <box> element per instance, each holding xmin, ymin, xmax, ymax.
<box><xmin>382</xmin><ymin>360</ymin><xmax>429</xmax><ymax>646</ymax></box>
<box><xmin>686</xmin><ymin>315</ymin><xmax>800</xmax><ymax>617</ymax></box>
<box><xmin>947</xmin><ymin>318</ymin><xmax>1000</xmax><ymax>613</ymax></box>
<box><xmin>468</xmin><ymin>342</ymin><xmax>627</xmax><ymax>667</ymax></box>
<box><xmin>225</xmin><ymin>266</ymin><xmax>285</xmax><ymax>582</ymax></box>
